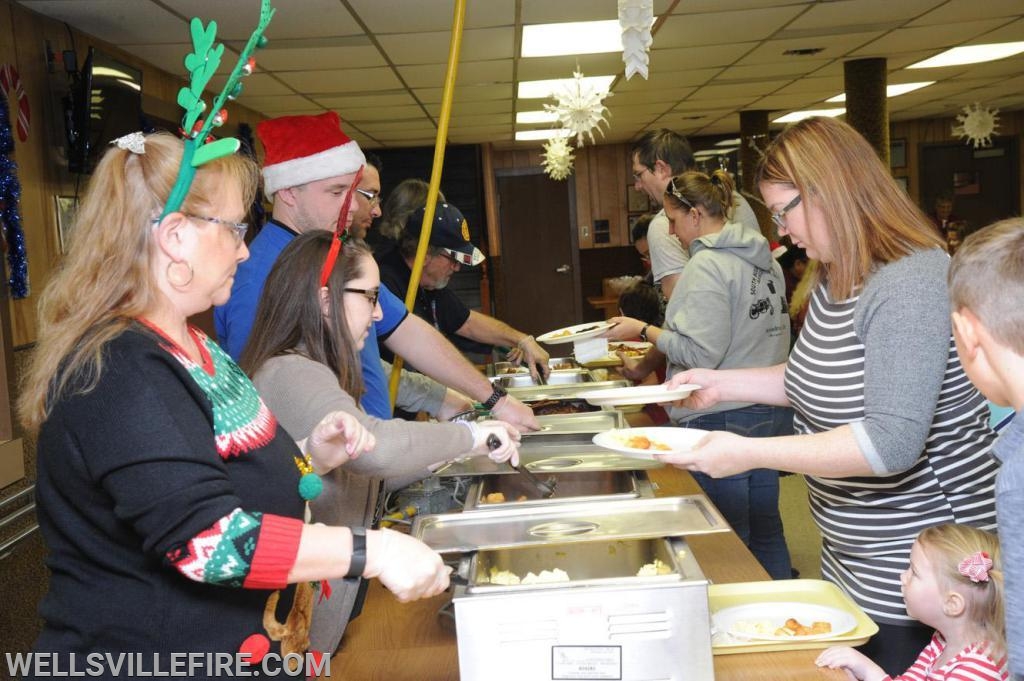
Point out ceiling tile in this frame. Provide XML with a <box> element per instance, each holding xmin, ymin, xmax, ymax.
<box><xmin>851</xmin><ymin>19</ymin><xmax>1010</xmax><ymax>57</ymax></box>
<box><xmin>377</xmin><ymin>27</ymin><xmax>514</xmax><ymax>65</ymax></box>
<box><xmin>649</xmin><ymin>43</ymin><xmax>759</xmax><ymax>71</ymax></box>
<box><xmin>342</xmin><ymin>104</ymin><xmax>428</xmax><ymax>123</ymax></box>
<box><xmin>786</xmin><ymin>0</ymin><xmax>946</xmax><ymax>31</ymax></box>
<box><xmin>426</xmin><ymin>100</ymin><xmax>513</xmax><ymax>116</ymax></box>
<box><xmin>738</xmin><ymin>32</ymin><xmax>886</xmax><ymax>65</ymax></box>
<box><xmin>275</xmin><ymin>68</ymin><xmax>404</xmax><ymax>94</ymax></box>
<box><xmin>256</xmin><ymin>44</ymin><xmax>386</xmax><ymax>71</ymax></box>
<box><xmin>658</xmin><ymin>7</ymin><xmax>806</xmax><ymax>48</ymax></box>
<box><xmin>238</xmin><ymin>95</ymin><xmax>317</xmax><ymax>112</ymax></box>
<box><xmin>414</xmin><ymin>84</ymin><xmax>515</xmax><ymax>104</ymax></box>
<box><xmin>615</xmin><ymin>67</ymin><xmax>721</xmax><ymax>92</ymax></box>
<box><xmin>163</xmin><ymin>0</ymin><xmax>361</xmax><ymax>40</ymax></box>
<box><xmin>908</xmin><ymin>0</ymin><xmax>1024</xmax><ymax>26</ymax></box>
<box><xmin>396</xmin><ymin>60</ymin><xmax>513</xmax><ymax>89</ymax></box>
<box><xmin>345</xmin><ymin>0</ymin><xmax>514</xmax><ymax>33</ymax></box>
<box><xmin>206</xmin><ymin>72</ymin><xmax>293</xmax><ymax>97</ymax></box>
<box><xmin>517</xmin><ymin>54</ymin><xmax>625</xmax><ymax>81</ymax></box>
<box><xmin>22</xmin><ymin>0</ymin><xmax>184</xmax><ymax>44</ymax></box>
<box><xmin>315</xmin><ymin>92</ymin><xmax>420</xmax><ymax>109</ymax></box>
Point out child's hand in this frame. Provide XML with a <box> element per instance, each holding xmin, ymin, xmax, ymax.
<box><xmin>815</xmin><ymin>646</ymin><xmax>888</xmax><ymax>681</ymax></box>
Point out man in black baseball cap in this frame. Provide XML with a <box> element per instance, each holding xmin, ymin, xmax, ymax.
<box><xmin>377</xmin><ymin>200</ymin><xmax>550</xmax><ymax>380</ymax></box>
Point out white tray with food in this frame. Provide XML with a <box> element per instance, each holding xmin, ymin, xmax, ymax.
<box><xmin>536</xmin><ymin>321</ymin><xmax>616</xmax><ymax>345</ymax></box>
<box><xmin>592</xmin><ymin>426</ymin><xmax>708</xmax><ymax>458</ymax></box>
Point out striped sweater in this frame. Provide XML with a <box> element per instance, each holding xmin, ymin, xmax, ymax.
<box><xmin>785</xmin><ymin>248</ymin><xmax>999</xmax><ymax>625</ymax></box>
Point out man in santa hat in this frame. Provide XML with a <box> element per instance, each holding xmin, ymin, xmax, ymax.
<box><xmin>214</xmin><ymin>111</ymin><xmax>538</xmax><ymax>428</ymax></box>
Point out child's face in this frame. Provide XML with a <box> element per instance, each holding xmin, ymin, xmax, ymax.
<box><xmin>900</xmin><ymin>540</ymin><xmax>946</xmax><ymax>629</ymax></box>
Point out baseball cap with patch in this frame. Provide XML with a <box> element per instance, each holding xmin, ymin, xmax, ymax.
<box><xmin>405</xmin><ymin>203</ymin><xmax>485</xmax><ymax>266</ymax></box>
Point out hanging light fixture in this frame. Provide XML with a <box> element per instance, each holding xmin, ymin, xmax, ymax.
<box><xmin>543</xmin><ymin>69</ymin><xmax>612</xmax><ymax>147</ymax></box>
<box><xmin>541</xmin><ymin>136</ymin><xmax>575</xmax><ymax>181</ymax></box>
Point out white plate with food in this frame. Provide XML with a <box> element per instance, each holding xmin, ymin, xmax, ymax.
<box><xmin>536</xmin><ymin>321</ymin><xmax>617</xmax><ymax>345</ymax></box>
<box><xmin>606</xmin><ymin>341</ymin><xmax>653</xmax><ymax>358</ymax></box>
<box><xmin>577</xmin><ymin>383</ymin><xmax>701</xmax><ymax>407</ymax></box>
<box><xmin>712</xmin><ymin>602</ymin><xmax>858</xmax><ymax>642</ymax></box>
<box><xmin>592</xmin><ymin>427</ymin><xmax>708</xmax><ymax>458</ymax></box>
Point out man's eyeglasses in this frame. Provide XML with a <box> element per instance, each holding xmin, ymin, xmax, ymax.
<box><xmin>344</xmin><ymin>287</ymin><xmax>380</xmax><ymax>307</ymax></box>
<box><xmin>770</xmin><ymin>195</ymin><xmax>802</xmax><ymax>229</ymax></box>
<box><xmin>354</xmin><ymin>188</ymin><xmax>381</xmax><ymax>207</ymax></box>
<box><xmin>631</xmin><ymin>166</ymin><xmax>651</xmax><ymax>182</ymax></box>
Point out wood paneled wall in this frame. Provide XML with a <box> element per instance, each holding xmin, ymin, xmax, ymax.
<box><xmin>0</xmin><ymin>0</ymin><xmax>266</xmax><ymax>347</ymax></box>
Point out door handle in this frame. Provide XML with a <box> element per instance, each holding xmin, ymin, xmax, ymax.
<box><xmin>555</xmin><ymin>264</ymin><xmax>571</xmax><ymax>274</ymax></box>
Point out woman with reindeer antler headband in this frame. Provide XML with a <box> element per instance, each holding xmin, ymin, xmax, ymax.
<box><xmin>18</xmin><ymin>3</ymin><xmax>450</xmax><ymax>674</ymax></box>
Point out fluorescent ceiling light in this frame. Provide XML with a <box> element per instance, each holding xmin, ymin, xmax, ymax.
<box><xmin>515</xmin><ymin>128</ymin><xmax>571</xmax><ymax>141</ymax></box>
<box><xmin>516</xmin><ymin>111</ymin><xmax>560</xmax><ymax>124</ymax></box>
<box><xmin>522</xmin><ymin>20</ymin><xmax>622</xmax><ymax>58</ymax></box>
<box><xmin>715</xmin><ymin>138</ymin><xmax>741</xmax><ymax>146</ymax></box>
<box><xmin>773</xmin><ymin>108</ymin><xmax>846</xmax><ymax>123</ymax></box>
<box><xmin>827</xmin><ymin>82</ymin><xmax>935</xmax><ymax>103</ymax></box>
<box><xmin>907</xmin><ymin>41</ymin><xmax>1024</xmax><ymax>68</ymax></box>
<box><xmin>694</xmin><ymin>148</ymin><xmax>738</xmax><ymax>157</ymax></box>
<box><xmin>93</xmin><ymin>66</ymin><xmax>136</xmax><ymax>80</ymax></box>
<box><xmin>518</xmin><ymin>75</ymin><xmax>615</xmax><ymax>100</ymax></box>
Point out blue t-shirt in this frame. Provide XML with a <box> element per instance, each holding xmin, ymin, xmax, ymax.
<box><xmin>359</xmin><ymin>286</ymin><xmax>408</xmax><ymax>419</ymax></box>
<box><xmin>214</xmin><ymin>221</ymin><xmax>408</xmax><ymax>418</ymax></box>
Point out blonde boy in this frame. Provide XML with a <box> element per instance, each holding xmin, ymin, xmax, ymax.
<box><xmin>948</xmin><ymin>217</ymin><xmax>1024</xmax><ymax>679</ymax></box>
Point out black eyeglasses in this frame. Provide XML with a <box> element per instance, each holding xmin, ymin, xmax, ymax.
<box><xmin>631</xmin><ymin>166</ymin><xmax>651</xmax><ymax>182</ymax></box>
<box><xmin>771</xmin><ymin>195</ymin><xmax>802</xmax><ymax>229</ymax></box>
<box><xmin>354</xmin><ymin>188</ymin><xmax>381</xmax><ymax>207</ymax></box>
<box><xmin>343</xmin><ymin>287</ymin><xmax>380</xmax><ymax>307</ymax></box>
<box><xmin>667</xmin><ymin>177</ymin><xmax>694</xmax><ymax>210</ymax></box>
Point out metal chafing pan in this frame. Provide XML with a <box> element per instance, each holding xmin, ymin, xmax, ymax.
<box><xmin>488</xmin><ymin>357</ymin><xmax>578</xmax><ymax>378</ymax></box>
<box><xmin>508</xmin><ymin>379</ymin><xmax>627</xmax><ymax>401</ymax></box>
<box><xmin>520</xmin><ymin>410</ymin><xmax>626</xmax><ymax>442</ymax></box>
<box><xmin>497</xmin><ymin>369</ymin><xmax>593</xmax><ymax>389</ymax></box>
<box><xmin>464</xmin><ymin>469</ymin><xmax>654</xmax><ymax>511</ymax></box>
<box><xmin>432</xmin><ymin>441</ymin><xmax>664</xmax><ymax>477</ymax></box>
<box><xmin>412</xmin><ymin>495</ymin><xmax>729</xmax><ymax>553</ymax></box>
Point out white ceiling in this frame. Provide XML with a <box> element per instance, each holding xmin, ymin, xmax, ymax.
<box><xmin>16</xmin><ymin>0</ymin><xmax>1024</xmax><ymax>149</ymax></box>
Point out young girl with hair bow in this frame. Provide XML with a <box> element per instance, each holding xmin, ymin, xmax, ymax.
<box><xmin>817</xmin><ymin>524</ymin><xmax>1008</xmax><ymax>680</ymax></box>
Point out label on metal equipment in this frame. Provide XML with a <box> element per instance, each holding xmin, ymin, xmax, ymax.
<box><xmin>551</xmin><ymin>645</ymin><xmax>621</xmax><ymax>680</ymax></box>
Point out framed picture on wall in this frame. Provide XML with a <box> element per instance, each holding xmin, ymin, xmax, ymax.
<box><xmin>890</xmin><ymin>139</ymin><xmax>907</xmax><ymax>169</ymax></box>
<box><xmin>54</xmin><ymin>195</ymin><xmax>79</xmax><ymax>253</ymax></box>
<box><xmin>627</xmin><ymin>186</ymin><xmax>649</xmax><ymax>212</ymax></box>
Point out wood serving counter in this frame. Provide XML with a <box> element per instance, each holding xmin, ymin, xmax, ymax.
<box><xmin>330</xmin><ymin>463</ymin><xmax>846</xmax><ymax>680</ymax></box>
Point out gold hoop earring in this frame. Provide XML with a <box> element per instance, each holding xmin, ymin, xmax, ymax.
<box><xmin>166</xmin><ymin>260</ymin><xmax>194</xmax><ymax>289</ymax></box>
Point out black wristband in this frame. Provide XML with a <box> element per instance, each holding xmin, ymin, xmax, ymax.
<box><xmin>345</xmin><ymin>527</ymin><xmax>367</xmax><ymax>580</ymax></box>
<box><xmin>482</xmin><ymin>384</ymin><xmax>507</xmax><ymax>410</ymax></box>
<box><xmin>639</xmin><ymin>324</ymin><xmax>650</xmax><ymax>342</ymax></box>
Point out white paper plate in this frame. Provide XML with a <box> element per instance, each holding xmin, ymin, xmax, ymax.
<box><xmin>712</xmin><ymin>602</ymin><xmax>858</xmax><ymax>642</ymax></box>
<box><xmin>537</xmin><ymin>321</ymin><xmax>617</xmax><ymax>345</ymax></box>
<box><xmin>591</xmin><ymin>427</ymin><xmax>708</xmax><ymax>458</ymax></box>
<box><xmin>577</xmin><ymin>383</ymin><xmax>701</xmax><ymax>407</ymax></box>
<box><xmin>606</xmin><ymin>341</ymin><xmax>652</xmax><ymax>359</ymax></box>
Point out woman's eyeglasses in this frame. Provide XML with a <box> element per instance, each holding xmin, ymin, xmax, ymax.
<box><xmin>771</xmin><ymin>195</ymin><xmax>802</xmax><ymax>229</ymax></box>
<box><xmin>154</xmin><ymin>214</ymin><xmax>248</xmax><ymax>244</ymax></box>
<box><xmin>344</xmin><ymin>287</ymin><xmax>380</xmax><ymax>307</ymax></box>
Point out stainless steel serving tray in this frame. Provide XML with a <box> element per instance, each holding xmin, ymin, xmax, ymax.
<box><xmin>412</xmin><ymin>495</ymin><xmax>729</xmax><ymax>553</ymax></box>
<box><xmin>497</xmin><ymin>369</ymin><xmax>593</xmax><ymax>389</ymax></box>
<box><xmin>508</xmin><ymin>379</ymin><xmax>628</xmax><ymax>401</ymax></box>
<box><xmin>520</xmin><ymin>410</ymin><xmax>626</xmax><ymax>442</ymax></box>
<box><xmin>432</xmin><ymin>441</ymin><xmax>664</xmax><ymax>477</ymax></box>
<box><xmin>464</xmin><ymin>469</ymin><xmax>654</xmax><ymax>511</ymax></box>
<box><xmin>488</xmin><ymin>357</ymin><xmax>578</xmax><ymax>378</ymax></box>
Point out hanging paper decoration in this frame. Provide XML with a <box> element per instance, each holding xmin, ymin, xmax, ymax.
<box><xmin>0</xmin><ymin>64</ymin><xmax>30</xmax><ymax>142</ymax></box>
<box><xmin>618</xmin><ymin>0</ymin><xmax>653</xmax><ymax>80</ymax></box>
<box><xmin>0</xmin><ymin>91</ymin><xmax>29</xmax><ymax>298</ymax></box>
<box><xmin>541</xmin><ymin>136</ymin><xmax>575</xmax><ymax>181</ymax></box>
<box><xmin>543</xmin><ymin>70</ymin><xmax>612</xmax><ymax>147</ymax></box>
<box><xmin>952</xmin><ymin>102</ymin><xmax>1000</xmax><ymax>149</ymax></box>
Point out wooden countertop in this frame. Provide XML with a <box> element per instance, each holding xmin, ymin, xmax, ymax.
<box><xmin>329</xmin><ymin>462</ymin><xmax>846</xmax><ymax>680</ymax></box>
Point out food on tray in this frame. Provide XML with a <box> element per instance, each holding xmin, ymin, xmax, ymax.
<box><xmin>730</xmin><ymin>617</ymin><xmax>833</xmax><ymax>638</ymax></box>
<box><xmin>550</xmin><ymin>362</ymin><xmax>575</xmax><ymax>370</ymax></box>
<box><xmin>527</xmin><ymin>398</ymin><xmax>600</xmax><ymax>415</ymax></box>
<box><xmin>499</xmin><ymin>366</ymin><xmax>529</xmax><ymax>375</ymax></box>
<box><xmin>485</xmin><ymin>566</ymin><xmax>571</xmax><ymax>585</ymax></box>
<box><xmin>483</xmin><ymin>492</ymin><xmax>506</xmax><ymax>503</ymax></box>
<box><xmin>636</xmin><ymin>558</ymin><xmax>673</xmax><ymax>576</ymax></box>
<box><xmin>622</xmin><ymin>434</ymin><xmax>672</xmax><ymax>451</ymax></box>
<box><xmin>551</xmin><ymin>325</ymin><xmax>601</xmax><ymax>338</ymax></box>
<box><xmin>608</xmin><ymin>343</ymin><xmax>649</xmax><ymax>358</ymax></box>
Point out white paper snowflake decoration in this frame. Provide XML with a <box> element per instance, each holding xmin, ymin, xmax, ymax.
<box><xmin>952</xmin><ymin>102</ymin><xmax>1000</xmax><ymax>148</ymax></box>
<box><xmin>543</xmin><ymin>70</ymin><xmax>613</xmax><ymax>147</ymax></box>
<box><xmin>618</xmin><ymin>0</ymin><xmax>653</xmax><ymax>80</ymax></box>
<box><xmin>542</xmin><ymin>136</ymin><xmax>575</xmax><ymax>181</ymax></box>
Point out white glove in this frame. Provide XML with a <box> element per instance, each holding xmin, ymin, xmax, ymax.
<box><xmin>363</xmin><ymin>528</ymin><xmax>450</xmax><ymax>603</ymax></box>
<box><xmin>460</xmin><ymin>420</ymin><xmax>521</xmax><ymax>467</ymax></box>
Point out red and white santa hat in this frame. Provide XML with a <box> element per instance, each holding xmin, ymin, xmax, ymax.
<box><xmin>257</xmin><ymin>111</ymin><xmax>365</xmax><ymax>200</ymax></box>
<box><xmin>770</xmin><ymin>240</ymin><xmax>788</xmax><ymax>259</ymax></box>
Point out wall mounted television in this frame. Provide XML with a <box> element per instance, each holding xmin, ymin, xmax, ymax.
<box><xmin>64</xmin><ymin>47</ymin><xmax>143</xmax><ymax>175</ymax></box>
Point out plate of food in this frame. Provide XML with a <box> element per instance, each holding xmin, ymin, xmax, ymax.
<box><xmin>577</xmin><ymin>383</ymin><xmax>701</xmax><ymax>407</ymax></box>
<box><xmin>607</xmin><ymin>341</ymin><xmax>652</xmax><ymax>358</ymax></box>
<box><xmin>592</xmin><ymin>427</ymin><xmax>708</xmax><ymax>458</ymax></box>
<box><xmin>537</xmin><ymin>321</ymin><xmax>617</xmax><ymax>345</ymax></box>
<box><xmin>712</xmin><ymin>602</ymin><xmax>858</xmax><ymax>642</ymax></box>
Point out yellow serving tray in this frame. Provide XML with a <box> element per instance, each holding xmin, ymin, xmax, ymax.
<box><xmin>709</xmin><ymin>579</ymin><xmax>879</xmax><ymax>655</ymax></box>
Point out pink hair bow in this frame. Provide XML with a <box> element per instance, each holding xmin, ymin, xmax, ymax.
<box><xmin>958</xmin><ymin>551</ymin><xmax>993</xmax><ymax>583</ymax></box>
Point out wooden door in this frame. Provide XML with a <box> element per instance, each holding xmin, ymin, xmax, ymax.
<box><xmin>495</xmin><ymin>171</ymin><xmax>581</xmax><ymax>337</ymax></box>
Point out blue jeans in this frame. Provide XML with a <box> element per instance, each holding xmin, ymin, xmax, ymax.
<box><xmin>681</xmin><ymin>405</ymin><xmax>793</xmax><ymax>580</ymax></box>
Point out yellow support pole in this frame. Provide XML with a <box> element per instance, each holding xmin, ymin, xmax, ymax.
<box><xmin>387</xmin><ymin>0</ymin><xmax>466</xmax><ymax>408</ymax></box>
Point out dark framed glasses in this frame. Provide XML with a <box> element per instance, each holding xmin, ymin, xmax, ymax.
<box><xmin>771</xmin><ymin>194</ymin><xmax>802</xmax><ymax>229</ymax></box>
<box><xmin>343</xmin><ymin>287</ymin><xmax>380</xmax><ymax>307</ymax></box>
<box><xmin>355</xmin><ymin>188</ymin><xmax>381</xmax><ymax>207</ymax></box>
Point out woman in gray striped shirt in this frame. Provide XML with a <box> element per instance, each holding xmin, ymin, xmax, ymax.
<box><xmin>661</xmin><ymin>117</ymin><xmax>999</xmax><ymax>675</ymax></box>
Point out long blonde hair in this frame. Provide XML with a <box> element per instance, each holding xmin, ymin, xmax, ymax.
<box><xmin>756</xmin><ymin>117</ymin><xmax>944</xmax><ymax>300</ymax></box>
<box><xmin>18</xmin><ymin>132</ymin><xmax>258</xmax><ymax>433</ymax></box>
<box><xmin>917</xmin><ymin>524</ymin><xmax>1005</xmax><ymax>658</ymax></box>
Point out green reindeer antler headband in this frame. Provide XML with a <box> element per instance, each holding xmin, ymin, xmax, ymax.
<box><xmin>159</xmin><ymin>0</ymin><xmax>276</xmax><ymax>219</ymax></box>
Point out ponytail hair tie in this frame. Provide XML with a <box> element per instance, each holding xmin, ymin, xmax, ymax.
<box><xmin>710</xmin><ymin>173</ymin><xmax>721</xmax><ymax>186</ymax></box>
<box><xmin>958</xmin><ymin>551</ymin><xmax>993</xmax><ymax>583</ymax></box>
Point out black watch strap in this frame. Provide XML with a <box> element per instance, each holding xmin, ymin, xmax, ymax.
<box><xmin>345</xmin><ymin>527</ymin><xmax>367</xmax><ymax>580</ymax></box>
<box><xmin>640</xmin><ymin>324</ymin><xmax>650</xmax><ymax>342</ymax></box>
<box><xmin>482</xmin><ymin>385</ymin><xmax>507</xmax><ymax>410</ymax></box>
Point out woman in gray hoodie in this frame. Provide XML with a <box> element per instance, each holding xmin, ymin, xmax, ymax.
<box><xmin>606</xmin><ymin>168</ymin><xmax>793</xmax><ymax>580</ymax></box>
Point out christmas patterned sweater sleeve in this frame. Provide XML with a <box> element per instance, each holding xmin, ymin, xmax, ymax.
<box><xmin>165</xmin><ymin>508</ymin><xmax>303</xmax><ymax>588</ymax></box>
